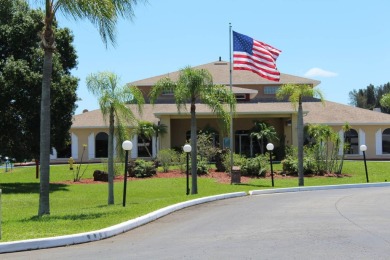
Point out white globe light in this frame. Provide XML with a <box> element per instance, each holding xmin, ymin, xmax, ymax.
<box><xmin>266</xmin><ymin>143</ymin><xmax>274</xmax><ymax>151</ymax></box>
<box><xmin>360</xmin><ymin>144</ymin><xmax>367</xmax><ymax>152</ymax></box>
<box><xmin>122</xmin><ymin>140</ymin><xmax>133</xmax><ymax>151</ymax></box>
<box><xmin>183</xmin><ymin>144</ymin><xmax>192</xmax><ymax>153</ymax></box>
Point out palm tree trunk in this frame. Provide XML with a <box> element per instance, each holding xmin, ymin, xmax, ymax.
<box><xmin>108</xmin><ymin>107</ymin><xmax>115</xmax><ymax>204</ymax></box>
<box><xmin>141</xmin><ymin>136</ymin><xmax>152</xmax><ymax>157</ymax></box>
<box><xmin>337</xmin><ymin>134</ymin><xmax>347</xmax><ymax>174</ymax></box>
<box><xmin>38</xmin><ymin>13</ymin><xmax>55</xmax><ymax>216</ymax></box>
<box><xmin>297</xmin><ymin>98</ymin><xmax>304</xmax><ymax>186</ymax></box>
<box><xmin>190</xmin><ymin>101</ymin><xmax>198</xmax><ymax>194</ymax></box>
<box><xmin>38</xmin><ymin>49</ymin><xmax>52</xmax><ymax>216</ymax></box>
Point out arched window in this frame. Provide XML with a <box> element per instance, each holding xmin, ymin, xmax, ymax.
<box><xmin>95</xmin><ymin>132</ymin><xmax>108</xmax><ymax>158</ymax></box>
<box><xmin>382</xmin><ymin>128</ymin><xmax>390</xmax><ymax>154</ymax></box>
<box><xmin>345</xmin><ymin>129</ymin><xmax>359</xmax><ymax>154</ymax></box>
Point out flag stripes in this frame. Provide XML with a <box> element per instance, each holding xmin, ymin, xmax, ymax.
<box><xmin>233</xmin><ymin>31</ymin><xmax>281</xmax><ymax>82</ymax></box>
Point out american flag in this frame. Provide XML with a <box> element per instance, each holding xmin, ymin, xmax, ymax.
<box><xmin>233</xmin><ymin>31</ymin><xmax>281</xmax><ymax>82</ymax></box>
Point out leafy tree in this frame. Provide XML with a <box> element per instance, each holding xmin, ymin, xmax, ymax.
<box><xmin>149</xmin><ymin>66</ymin><xmax>236</xmax><ymax>194</ymax></box>
<box><xmin>87</xmin><ymin>71</ymin><xmax>144</xmax><ymax>205</ymax></box>
<box><xmin>250</xmin><ymin>121</ymin><xmax>279</xmax><ymax>154</ymax></box>
<box><xmin>380</xmin><ymin>93</ymin><xmax>390</xmax><ymax>108</ymax></box>
<box><xmin>0</xmin><ymin>1</ymin><xmax>77</xmax><ymax>163</ymax></box>
<box><xmin>276</xmin><ymin>84</ymin><xmax>324</xmax><ymax>186</ymax></box>
<box><xmin>34</xmin><ymin>0</ymin><xmax>144</xmax><ymax>216</ymax></box>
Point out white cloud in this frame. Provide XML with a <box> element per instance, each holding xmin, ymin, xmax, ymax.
<box><xmin>304</xmin><ymin>68</ymin><xmax>338</xmax><ymax>78</ymax></box>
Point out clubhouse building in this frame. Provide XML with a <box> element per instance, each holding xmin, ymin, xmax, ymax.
<box><xmin>56</xmin><ymin>60</ymin><xmax>390</xmax><ymax>162</ymax></box>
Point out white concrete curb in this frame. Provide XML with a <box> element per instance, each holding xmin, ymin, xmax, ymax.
<box><xmin>249</xmin><ymin>182</ymin><xmax>390</xmax><ymax>195</ymax></box>
<box><xmin>0</xmin><ymin>192</ymin><xmax>247</xmax><ymax>254</ymax></box>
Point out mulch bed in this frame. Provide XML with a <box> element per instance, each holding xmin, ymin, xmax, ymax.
<box><xmin>55</xmin><ymin>169</ymin><xmax>351</xmax><ymax>185</ymax></box>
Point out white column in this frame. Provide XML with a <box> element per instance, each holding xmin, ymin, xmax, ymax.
<box><xmin>50</xmin><ymin>148</ymin><xmax>57</xmax><ymax>159</ymax></box>
<box><xmin>376</xmin><ymin>129</ymin><xmax>382</xmax><ymax>155</ymax></box>
<box><xmin>131</xmin><ymin>135</ymin><xmax>138</xmax><ymax>159</ymax></box>
<box><xmin>71</xmin><ymin>133</ymin><xmax>78</xmax><ymax>159</ymax></box>
<box><xmin>88</xmin><ymin>132</ymin><xmax>95</xmax><ymax>159</ymax></box>
<box><xmin>152</xmin><ymin>136</ymin><xmax>157</xmax><ymax>158</ymax></box>
<box><xmin>338</xmin><ymin>130</ymin><xmax>344</xmax><ymax>155</ymax></box>
<box><xmin>359</xmin><ymin>129</ymin><xmax>366</xmax><ymax>155</ymax></box>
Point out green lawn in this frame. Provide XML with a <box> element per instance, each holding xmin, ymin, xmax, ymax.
<box><xmin>0</xmin><ymin>160</ymin><xmax>389</xmax><ymax>242</ymax></box>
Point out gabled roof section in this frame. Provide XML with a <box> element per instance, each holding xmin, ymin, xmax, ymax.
<box><xmin>129</xmin><ymin>60</ymin><xmax>321</xmax><ymax>87</ymax></box>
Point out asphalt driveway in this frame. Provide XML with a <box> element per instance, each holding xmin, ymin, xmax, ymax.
<box><xmin>3</xmin><ymin>186</ymin><xmax>390</xmax><ymax>259</ymax></box>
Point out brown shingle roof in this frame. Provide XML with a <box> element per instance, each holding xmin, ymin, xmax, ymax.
<box><xmin>129</xmin><ymin>61</ymin><xmax>321</xmax><ymax>87</ymax></box>
<box><xmin>304</xmin><ymin>101</ymin><xmax>390</xmax><ymax>125</ymax></box>
<box><xmin>72</xmin><ymin>101</ymin><xmax>390</xmax><ymax>129</ymax></box>
<box><xmin>72</xmin><ymin>105</ymin><xmax>158</xmax><ymax>128</ymax></box>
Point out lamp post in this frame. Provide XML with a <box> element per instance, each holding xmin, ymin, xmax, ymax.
<box><xmin>183</xmin><ymin>144</ymin><xmax>192</xmax><ymax>195</ymax></box>
<box><xmin>122</xmin><ymin>140</ymin><xmax>133</xmax><ymax>207</ymax></box>
<box><xmin>5</xmin><ymin>157</ymin><xmax>9</xmax><ymax>172</ymax></box>
<box><xmin>266</xmin><ymin>143</ymin><xmax>275</xmax><ymax>187</ymax></box>
<box><xmin>360</xmin><ymin>144</ymin><xmax>369</xmax><ymax>183</ymax></box>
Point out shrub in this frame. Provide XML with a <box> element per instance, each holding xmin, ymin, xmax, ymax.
<box><xmin>128</xmin><ymin>159</ymin><xmax>156</xmax><ymax>178</ymax></box>
<box><xmin>215</xmin><ymin>149</ymin><xmax>228</xmax><ymax>172</ymax></box>
<box><xmin>157</xmin><ymin>149</ymin><xmax>176</xmax><ymax>173</ymax></box>
<box><xmin>281</xmin><ymin>146</ymin><xmax>314</xmax><ymax>175</ymax></box>
<box><xmin>222</xmin><ymin>152</ymin><xmax>247</xmax><ymax>173</ymax></box>
<box><xmin>197</xmin><ymin>132</ymin><xmax>218</xmax><ymax>162</ymax></box>
<box><xmin>241</xmin><ymin>154</ymin><xmax>268</xmax><ymax>177</ymax></box>
<box><xmin>175</xmin><ymin>151</ymin><xmax>187</xmax><ymax>173</ymax></box>
<box><xmin>196</xmin><ymin>157</ymin><xmax>210</xmax><ymax>175</ymax></box>
<box><xmin>101</xmin><ymin>157</ymin><xmax>122</xmax><ymax>177</ymax></box>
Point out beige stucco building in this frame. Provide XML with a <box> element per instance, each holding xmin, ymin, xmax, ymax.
<box><xmin>56</xmin><ymin>60</ymin><xmax>390</xmax><ymax>162</ymax></box>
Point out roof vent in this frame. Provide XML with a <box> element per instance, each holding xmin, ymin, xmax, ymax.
<box><xmin>82</xmin><ymin>109</ymin><xmax>89</xmax><ymax>113</ymax></box>
<box><xmin>215</xmin><ymin>57</ymin><xmax>228</xmax><ymax>65</ymax></box>
<box><xmin>373</xmin><ymin>107</ymin><xmax>381</xmax><ymax>112</ymax></box>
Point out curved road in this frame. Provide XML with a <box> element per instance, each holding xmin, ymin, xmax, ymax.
<box><xmin>4</xmin><ymin>187</ymin><xmax>390</xmax><ymax>259</ymax></box>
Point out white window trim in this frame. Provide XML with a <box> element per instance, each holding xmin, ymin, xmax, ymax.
<box><xmin>88</xmin><ymin>132</ymin><xmax>95</xmax><ymax>159</ymax></box>
<box><xmin>376</xmin><ymin>129</ymin><xmax>382</xmax><ymax>155</ymax></box>
<box><xmin>359</xmin><ymin>129</ymin><xmax>366</xmax><ymax>155</ymax></box>
<box><xmin>71</xmin><ymin>133</ymin><xmax>79</xmax><ymax>159</ymax></box>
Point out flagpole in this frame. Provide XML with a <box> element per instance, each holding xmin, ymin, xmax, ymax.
<box><xmin>229</xmin><ymin>23</ymin><xmax>234</xmax><ymax>184</ymax></box>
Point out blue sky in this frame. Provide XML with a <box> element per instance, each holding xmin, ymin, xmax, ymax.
<box><xmin>34</xmin><ymin>0</ymin><xmax>390</xmax><ymax>114</ymax></box>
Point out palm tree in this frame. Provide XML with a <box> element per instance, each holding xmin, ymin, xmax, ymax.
<box><xmin>87</xmin><ymin>71</ymin><xmax>144</xmax><ymax>205</ymax></box>
<box><xmin>153</xmin><ymin>122</ymin><xmax>167</xmax><ymax>158</ymax></box>
<box><xmin>134</xmin><ymin>121</ymin><xmax>167</xmax><ymax>158</ymax></box>
<box><xmin>134</xmin><ymin>120</ymin><xmax>155</xmax><ymax>158</ymax></box>
<box><xmin>337</xmin><ymin>122</ymin><xmax>351</xmax><ymax>174</ymax></box>
<box><xmin>36</xmin><ymin>0</ymin><xmax>143</xmax><ymax>216</ymax></box>
<box><xmin>276</xmin><ymin>84</ymin><xmax>324</xmax><ymax>186</ymax></box>
<box><xmin>149</xmin><ymin>66</ymin><xmax>236</xmax><ymax>194</ymax></box>
<box><xmin>307</xmin><ymin>124</ymin><xmax>338</xmax><ymax>173</ymax></box>
<box><xmin>250</xmin><ymin>121</ymin><xmax>279</xmax><ymax>155</ymax></box>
